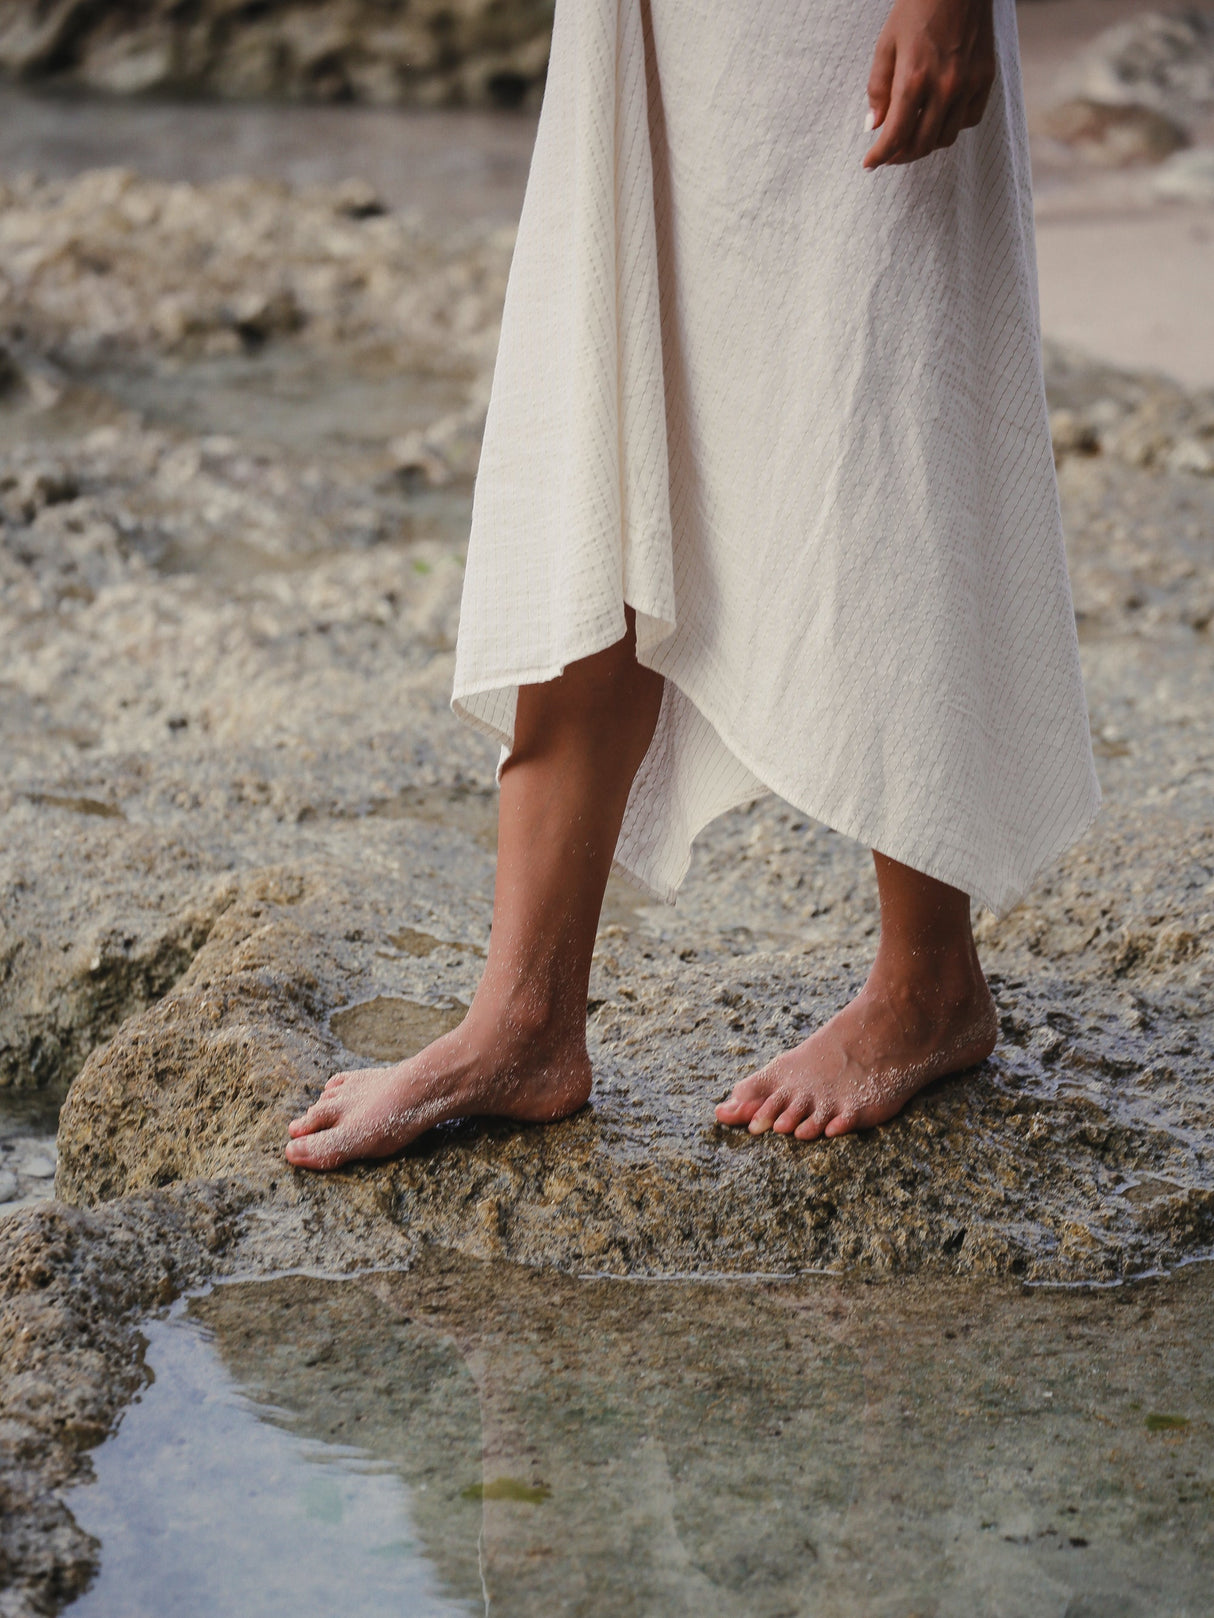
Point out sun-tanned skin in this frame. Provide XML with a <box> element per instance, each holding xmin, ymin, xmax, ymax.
<box><xmin>287</xmin><ymin>621</ymin><xmax>997</xmax><ymax>1169</ymax></box>
<box><xmin>286</xmin><ymin>0</ymin><xmax>1001</xmax><ymax>1171</ymax></box>
<box><xmin>714</xmin><ymin>854</ymin><xmax>997</xmax><ymax>1139</ymax></box>
<box><xmin>287</xmin><ymin>616</ymin><xmax>663</xmax><ymax>1170</ymax></box>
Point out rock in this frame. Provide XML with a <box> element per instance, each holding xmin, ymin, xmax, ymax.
<box><xmin>0</xmin><ymin>172</ymin><xmax>1203</xmax><ymax>1281</ymax></box>
<box><xmin>0</xmin><ymin>1168</ymin><xmax>18</xmax><ymax>1202</ymax></box>
<box><xmin>1038</xmin><ymin>98</ymin><xmax>1187</xmax><ymax>166</ymax></box>
<box><xmin>331</xmin><ymin>177</ymin><xmax>386</xmax><ymax>220</ymax></box>
<box><xmin>1042</xmin><ymin>339</ymin><xmax>1214</xmax><ymax>472</ymax></box>
<box><xmin>0</xmin><ymin>169</ymin><xmax>511</xmax><ymax>377</ymax></box>
<box><xmin>228</xmin><ymin>287</ymin><xmax>305</xmax><ymax>347</ymax></box>
<box><xmin>0</xmin><ymin>868</ymin><xmax>242</xmax><ymax>1093</ymax></box>
<box><xmin>1064</xmin><ymin>8</ymin><xmax>1214</xmax><ymax>132</ymax></box>
<box><xmin>1042</xmin><ymin>343</ymin><xmax>1214</xmax><ymax>477</ymax></box>
<box><xmin>0</xmin><ymin>168</ymin><xmax>511</xmax><ymax>1102</ymax></box>
<box><xmin>1166</xmin><ymin>434</ymin><xmax>1214</xmax><ymax>475</ymax></box>
<box><xmin>0</xmin><ymin>1</ymin><xmax>555</xmax><ymax>109</ymax></box>
<box><xmin>1049</xmin><ymin>406</ymin><xmax>1100</xmax><ymax>460</ymax></box>
<box><xmin>0</xmin><ymin>1185</ymin><xmax>260</xmax><ymax>1617</ymax></box>
<box><xmin>53</xmin><ymin>841</ymin><xmax>1214</xmax><ymax>1283</ymax></box>
<box><xmin>16</xmin><ymin>1151</ymin><xmax>55</xmax><ymax>1180</ymax></box>
<box><xmin>1153</xmin><ymin>146</ymin><xmax>1214</xmax><ymax>203</ymax></box>
<box><xmin>0</xmin><ymin>342</ymin><xmax>24</xmax><ymax>396</ymax></box>
<box><xmin>390</xmin><ymin>392</ymin><xmax>490</xmax><ymax>486</ymax></box>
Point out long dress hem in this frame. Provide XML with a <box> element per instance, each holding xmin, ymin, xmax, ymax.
<box><xmin>453</xmin><ymin>616</ymin><xmax>1102</xmax><ymax>917</ymax></box>
<box><xmin>451</xmin><ymin>0</ymin><xmax>1103</xmax><ymax>920</ymax></box>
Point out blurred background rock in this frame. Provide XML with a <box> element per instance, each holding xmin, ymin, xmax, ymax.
<box><xmin>0</xmin><ymin>0</ymin><xmax>556</xmax><ymax>108</ymax></box>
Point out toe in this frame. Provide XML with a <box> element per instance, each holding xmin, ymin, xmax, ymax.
<box><xmin>748</xmin><ymin>1091</ymin><xmax>789</xmax><ymax>1135</ymax></box>
<box><xmin>716</xmin><ymin>1095</ymin><xmax>755</xmax><ymax>1124</ymax></box>
<box><xmin>716</xmin><ymin>1070</ymin><xmax>776</xmax><ymax>1125</ymax></box>
<box><xmin>716</xmin><ymin>1093</ymin><xmax>755</xmax><ymax>1124</ymax></box>
<box><xmin>287</xmin><ymin>1105</ymin><xmax>324</xmax><ymax>1136</ymax></box>
<box><xmin>285</xmin><ymin>1130</ymin><xmax>348</xmax><ymax>1171</ymax></box>
<box><xmin>772</xmin><ymin>1099</ymin><xmax>810</xmax><ymax>1134</ymax></box>
<box><xmin>793</xmin><ymin>1110</ymin><xmax>825</xmax><ymax>1141</ymax></box>
<box><xmin>823</xmin><ymin>1111</ymin><xmax>859</xmax><ymax>1138</ymax></box>
<box><xmin>290</xmin><ymin>1100</ymin><xmax>341</xmax><ymax>1137</ymax></box>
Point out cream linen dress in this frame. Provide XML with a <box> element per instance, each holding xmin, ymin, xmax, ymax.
<box><xmin>451</xmin><ymin>0</ymin><xmax>1101</xmax><ymax>915</ymax></box>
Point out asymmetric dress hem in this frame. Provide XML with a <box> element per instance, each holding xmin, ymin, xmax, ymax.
<box><xmin>451</xmin><ymin>0</ymin><xmax>1102</xmax><ymax>919</ymax></box>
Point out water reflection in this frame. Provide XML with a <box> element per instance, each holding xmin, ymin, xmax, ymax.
<box><xmin>66</xmin><ymin>1254</ymin><xmax>1214</xmax><ymax>1616</ymax></box>
<box><xmin>66</xmin><ymin>1312</ymin><xmax>479</xmax><ymax>1617</ymax></box>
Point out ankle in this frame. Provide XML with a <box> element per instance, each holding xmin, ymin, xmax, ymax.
<box><xmin>467</xmin><ymin>972</ymin><xmax>587</xmax><ymax>1051</ymax></box>
<box><xmin>867</xmin><ymin>944</ymin><xmax>988</xmax><ymax>1021</ymax></box>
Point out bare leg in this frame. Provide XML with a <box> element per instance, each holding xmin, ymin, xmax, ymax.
<box><xmin>286</xmin><ymin>616</ymin><xmax>663</xmax><ymax>1170</ymax></box>
<box><xmin>715</xmin><ymin>852</ymin><xmax>997</xmax><ymax>1140</ymax></box>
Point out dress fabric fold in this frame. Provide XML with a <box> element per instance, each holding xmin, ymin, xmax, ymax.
<box><xmin>451</xmin><ymin>0</ymin><xmax>1101</xmax><ymax>916</ymax></box>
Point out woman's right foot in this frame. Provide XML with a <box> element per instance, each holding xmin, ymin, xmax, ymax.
<box><xmin>285</xmin><ymin>1005</ymin><xmax>592</xmax><ymax>1171</ymax></box>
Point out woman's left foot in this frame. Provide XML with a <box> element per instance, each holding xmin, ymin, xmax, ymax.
<box><xmin>715</xmin><ymin>966</ymin><xmax>997</xmax><ymax>1140</ymax></box>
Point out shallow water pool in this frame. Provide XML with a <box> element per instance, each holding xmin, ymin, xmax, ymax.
<box><xmin>62</xmin><ymin>1252</ymin><xmax>1214</xmax><ymax>1617</ymax></box>
<box><xmin>66</xmin><ymin>1310</ymin><xmax>477</xmax><ymax>1618</ymax></box>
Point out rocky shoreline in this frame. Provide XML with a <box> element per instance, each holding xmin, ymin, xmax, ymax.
<box><xmin>0</xmin><ymin>160</ymin><xmax>1211</xmax><ymax>1611</ymax></box>
<box><xmin>0</xmin><ymin>0</ymin><xmax>554</xmax><ymax>108</ymax></box>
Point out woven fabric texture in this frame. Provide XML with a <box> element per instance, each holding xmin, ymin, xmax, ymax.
<box><xmin>452</xmin><ymin>0</ymin><xmax>1101</xmax><ymax>915</ymax></box>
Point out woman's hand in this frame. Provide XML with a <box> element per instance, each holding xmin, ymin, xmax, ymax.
<box><xmin>863</xmin><ymin>0</ymin><xmax>996</xmax><ymax>169</ymax></box>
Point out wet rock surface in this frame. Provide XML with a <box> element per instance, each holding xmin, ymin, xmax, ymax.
<box><xmin>0</xmin><ymin>0</ymin><xmax>554</xmax><ymax>109</ymax></box>
<box><xmin>0</xmin><ymin>163</ymin><xmax>1205</xmax><ymax>1278</ymax></box>
<box><xmin>0</xmin><ymin>1184</ymin><xmax>252</xmax><ymax>1615</ymax></box>
<box><xmin>0</xmin><ymin>157</ymin><xmax>1211</xmax><ymax>1611</ymax></box>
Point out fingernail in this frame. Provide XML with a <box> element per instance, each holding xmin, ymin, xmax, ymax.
<box><xmin>864</xmin><ymin>108</ymin><xmax>877</xmax><ymax>133</ymax></box>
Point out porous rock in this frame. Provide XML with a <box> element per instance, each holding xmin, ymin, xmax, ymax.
<box><xmin>54</xmin><ymin>827</ymin><xmax>1214</xmax><ymax>1283</ymax></box>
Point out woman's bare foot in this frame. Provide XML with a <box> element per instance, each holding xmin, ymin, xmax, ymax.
<box><xmin>715</xmin><ymin>964</ymin><xmax>996</xmax><ymax>1141</ymax></box>
<box><xmin>718</xmin><ymin>848</ymin><xmax>996</xmax><ymax>1142</ymax></box>
<box><xmin>285</xmin><ymin>614</ymin><xmax>664</xmax><ymax>1174</ymax></box>
<box><xmin>286</xmin><ymin>1003</ymin><xmax>592</xmax><ymax>1170</ymax></box>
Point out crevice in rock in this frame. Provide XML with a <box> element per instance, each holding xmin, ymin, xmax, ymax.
<box><xmin>0</xmin><ymin>880</ymin><xmax>239</xmax><ymax>1102</ymax></box>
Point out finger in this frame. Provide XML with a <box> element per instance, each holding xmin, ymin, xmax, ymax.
<box><xmin>863</xmin><ymin>65</ymin><xmax>925</xmax><ymax>169</ymax></box>
<box><xmin>866</xmin><ymin>29</ymin><xmax>896</xmax><ymax>130</ymax></box>
<box><xmin>935</xmin><ymin>75</ymin><xmax>972</xmax><ymax>151</ymax></box>
<box><xmin>902</xmin><ymin>89</ymin><xmax>949</xmax><ymax>163</ymax></box>
<box><xmin>961</xmin><ymin>82</ymin><xmax>993</xmax><ymax>130</ymax></box>
<box><xmin>934</xmin><ymin>102</ymin><xmax>967</xmax><ymax>151</ymax></box>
